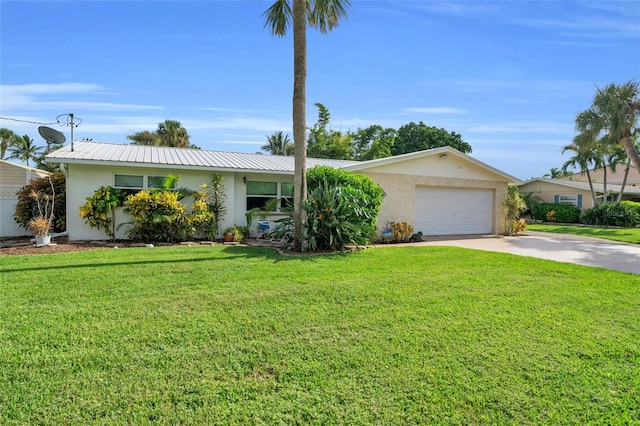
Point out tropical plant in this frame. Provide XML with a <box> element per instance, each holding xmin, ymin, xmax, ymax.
<box><xmin>562</xmin><ymin>138</ymin><xmax>599</xmax><ymax>206</ymax></box>
<box><xmin>577</xmin><ymin>80</ymin><xmax>640</xmax><ymax>173</ymax></box>
<box><xmin>392</xmin><ymin>121</ymin><xmax>472</xmax><ymax>156</ymax></box>
<box><xmin>543</xmin><ymin>167</ymin><xmax>571</xmax><ymax>179</ymax></box>
<box><xmin>520</xmin><ymin>192</ymin><xmax>543</xmax><ymax>219</ymax></box>
<box><xmin>123</xmin><ymin>190</ymin><xmax>190</xmax><ymax>242</ymax></box>
<box><xmin>351</xmin><ymin>125</ymin><xmax>396</xmax><ymax>160</ymax></box>
<box><xmin>304</xmin><ymin>178</ymin><xmax>376</xmax><ymax>251</ymax></box>
<box><xmin>14</xmin><ymin>172</ymin><xmax>66</xmax><ymax>233</ymax></box>
<box><xmin>25</xmin><ymin>175</ymin><xmax>56</xmax><ymax>238</ymax></box>
<box><xmin>223</xmin><ymin>225</ymin><xmax>245</xmax><ymax>242</ymax></box>
<box><xmin>0</xmin><ymin>127</ymin><xmax>18</xmax><ymax>160</ymax></box>
<box><xmin>201</xmin><ymin>173</ymin><xmax>227</xmax><ymax>240</ymax></box>
<box><xmin>79</xmin><ymin>186</ymin><xmax>128</xmax><ymax>240</ymax></box>
<box><xmin>127</xmin><ymin>120</ymin><xmax>193</xmax><ymax>148</ymax></box>
<box><xmin>262</xmin><ymin>0</ymin><xmax>351</xmax><ymax>251</ymax></box>
<box><xmin>262</xmin><ymin>131</ymin><xmax>294</xmax><ymax>155</ymax></box>
<box><xmin>387</xmin><ymin>221</ymin><xmax>414</xmax><ymax>242</ymax></box>
<box><xmin>307</xmin><ymin>165</ymin><xmax>383</xmax><ymax>229</ymax></box>
<box><xmin>503</xmin><ymin>185</ymin><xmax>527</xmax><ymax>235</ymax></box>
<box><xmin>8</xmin><ymin>134</ymin><xmax>43</xmax><ymax>167</ymax></box>
<box><xmin>580</xmin><ymin>202</ymin><xmax>640</xmax><ymax>227</ymax></box>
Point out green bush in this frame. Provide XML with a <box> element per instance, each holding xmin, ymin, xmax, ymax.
<box><xmin>307</xmin><ymin>166</ymin><xmax>383</xmax><ymax>229</ymax></box>
<box><xmin>13</xmin><ymin>172</ymin><xmax>66</xmax><ymax>233</ymax></box>
<box><xmin>580</xmin><ymin>202</ymin><xmax>640</xmax><ymax>227</ymax></box>
<box><xmin>532</xmin><ymin>203</ymin><xmax>581</xmax><ymax>223</ymax></box>
<box><xmin>304</xmin><ymin>178</ymin><xmax>377</xmax><ymax>251</ymax></box>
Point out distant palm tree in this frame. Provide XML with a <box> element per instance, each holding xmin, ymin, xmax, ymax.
<box><xmin>9</xmin><ymin>134</ymin><xmax>43</xmax><ymax>167</ymax></box>
<box><xmin>543</xmin><ymin>167</ymin><xmax>571</xmax><ymax>179</ymax></box>
<box><xmin>263</xmin><ymin>0</ymin><xmax>351</xmax><ymax>251</ymax></box>
<box><xmin>262</xmin><ymin>131</ymin><xmax>294</xmax><ymax>155</ymax></box>
<box><xmin>0</xmin><ymin>128</ymin><xmax>18</xmax><ymax>160</ymax></box>
<box><xmin>578</xmin><ymin>81</ymin><xmax>640</xmax><ymax>172</ymax></box>
<box><xmin>158</xmin><ymin>119</ymin><xmax>190</xmax><ymax>148</ymax></box>
<box><xmin>127</xmin><ymin>120</ymin><xmax>191</xmax><ymax>148</ymax></box>
<box><xmin>562</xmin><ymin>136</ymin><xmax>599</xmax><ymax>206</ymax></box>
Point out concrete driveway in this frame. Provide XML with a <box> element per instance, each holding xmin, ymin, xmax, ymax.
<box><xmin>414</xmin><ymin>231</ymin><xmax>640</xmax><ymax>275</ymax></box>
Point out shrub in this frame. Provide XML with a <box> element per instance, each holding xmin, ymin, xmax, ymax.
<box><xmin>14</xmin><ymin>172</ymin><xmax>66</xmax><ymax>233</ymax></box>
<box><xmin>307</xmin><ymin>166</ymin><xmax>383</xmax><ymax>229</ymax></box>
<box><xmin>580</xmin><ymin>203</ymin><xmax>640</xmax><ymax>227</ymax></box>
<box><xmin>532</xmin><ymin>203</ymin><xmax>580</xmax><ymax>223</ymax></box>
<box><xmin>387</xmin><ymin>222</ymin><xmax>414</xmax><ymax>242</ymax></box>
<box><xmin>124</xmin><ymin>190</ymin><xmax>191</xmax><ymax>242</ymax></box>
<box><xmin>304</xmin><ymin>178</ymin><xmax>377</xmax><ymax>251</ymax></box>
<box><xmin>79</xmin><ymin>186</ymin><xmax>128</xmax><ymax>240</ymax></box>
<box><xmin>510</xmin><ymin>219</ymin><xmax>527</xmax><ymax>235</ymax></box>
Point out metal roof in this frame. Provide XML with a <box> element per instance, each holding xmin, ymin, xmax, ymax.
<box><xmin>46</xmin><ymin>141</ymin><xmax>358</xmax><ymax>173</ymax></box>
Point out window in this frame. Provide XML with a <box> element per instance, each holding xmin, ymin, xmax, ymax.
<box><xmin>114</xmin><ymin>174</ymin><xmax>174</xmax><ymax>194</ymax></box>
<box><xmin>246</xmin><ymin>181</ymin><xmax>292</xmax><ymax>211</ymax></box>
<box><xmin>114</xmin><ymin>174</ymin><xmax>143</xmax><ymax>189</ymax></box>
<box><xmin>554</xmin><ymin>194</ymin><xmax>582</xmax><ymax>207</ymax></box>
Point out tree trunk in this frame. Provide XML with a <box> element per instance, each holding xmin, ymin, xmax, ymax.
<box><xmin>586</xmin><ymin>170</ymin><xmax>597</xmax><ymax>206</ymax></box>
<box><xmin>616</xmin><ymin>160</ymin><xmax>631</xmax><ymax>203</ymax></box>
<box><xmin>292</xmin><ymin>0</ymin><xmax>307</xmax><ymax>252</ymax></box>
<box><xmin>621</xmin><ymin>135</ymin><xmax>640</xmax><ymax>172</ymax></box>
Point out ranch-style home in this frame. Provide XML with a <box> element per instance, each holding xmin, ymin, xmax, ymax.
<box><xmin>519</xmin><ymin>178</ymin><xmax>640</xmax><ymax>210</ymax></box>
<box><xmin>0</xmin><ymin>159</ymin><xmax>50</xmax><ymax>237</ymax></box>
<box><xmin>45</xmin><ymin>141</ymin><xmax>522</xmax><ymax>241</ymax></box>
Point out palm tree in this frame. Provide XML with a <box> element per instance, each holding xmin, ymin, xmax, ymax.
<box><xmin>562</xmin><ymin>136</ymin><xmax>599</xmax><ymax>206</ymax></box>
<box><xmin>0</xmin><ymin>128</ymin><xmax>18</xmax><ymax>160</ymax></box>
<box><xmin>263</xmin><ymin>0</ymin><xmax>351</xmax><ymax>251</ymax></box>
<box><xmin>543</xmin><ymin>167</ymin><xmax>571</xmax><ymax>179</ymax></box>
<box><xmin>158</xmin><ymin>119</ymin><xmax>190</xmax><ymax>148</ymax></box>
<box><xmin>127</xmin><ymin>120</ymin><xmax>191</xmax><ymax>148</ymax></box>
<box><xmin>262</xmin><ymin>131</ymin><xmax>294</xmax><ymax>155</ymax></box>
<box><xmin>127</xmin><ymin>130</ymin><xmax>160</xmax><ymax>146</ymax></box>
<box><xmin>8</xmin><ymin>134</ymin><xmax>43</xmax><ymax>167</ymax></box>
<box><xmin>578</xmin><ymin>81</ymin><xmax>640</xmax><ymax>172</ymax></box>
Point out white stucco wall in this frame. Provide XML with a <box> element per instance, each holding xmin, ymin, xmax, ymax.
<box><xmin>65</xmin><ymin>164</ymin><xmax>294</xmax><ymax>241</ymax></box>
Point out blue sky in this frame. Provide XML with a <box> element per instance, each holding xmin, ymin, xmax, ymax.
<box><xmin>1</xmin><ymin>1</ymin><xmax>639</xmax><ymax>180</ymax></box>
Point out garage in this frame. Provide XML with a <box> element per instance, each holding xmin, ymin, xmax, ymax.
<box><xmin>414</xmin><ymin>187</ymin><xmax>493</xmax><ymax>235</ymax></box>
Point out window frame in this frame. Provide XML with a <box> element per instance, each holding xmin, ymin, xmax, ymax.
<box><xmin>246</xmin><ymin>180</ymin><xmax>293</xmax><ymax>213</ymax></box>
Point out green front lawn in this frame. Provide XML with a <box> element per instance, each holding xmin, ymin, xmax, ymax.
<box><xmin>527</xmin><ymin>223</ymin><xmax>640</xmax><ymax>244</ymax></box>
<box><xmin>2</xmin><ymin>246</ymin><xmax>639</xmax><ymax>424</ymax></box>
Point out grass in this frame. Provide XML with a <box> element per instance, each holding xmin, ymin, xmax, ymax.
<box><xmin>527</xmin><ymin>223</ymin><xmax>640</xmax><ymax>244</ymax></box>
<box><xmin>1</xmin><ymin>245</ymin><xmax>639</xmax><ymax>424</ymax></box>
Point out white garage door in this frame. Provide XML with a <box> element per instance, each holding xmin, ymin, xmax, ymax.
<box><xmin>414</xmin><ymin>187</ymin><xmax>493</xmax><ymax>235</ymax></box>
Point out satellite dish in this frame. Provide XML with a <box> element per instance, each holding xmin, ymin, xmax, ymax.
<box><xmin>38</xmin><ymin>126</ymin><xmax>66</xmax><ymax>153</ymax></box>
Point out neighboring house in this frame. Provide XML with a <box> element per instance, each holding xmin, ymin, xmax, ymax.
<box><xmin>563</xmin><ymin>164</ymin><xmax>640</xmax><ymax>186</ymax></box>
<box><xmin>45</xmin><ymin>141</ymin><xmax>521</xmax><ymax>241</ymax></box>
<box><xmin>519</xmin><ymin>178</ymin><xmax>640</xmax><ymax>210</ymax></box>
<box><xmin>0</xmin><ymin>159</ymin><xmax>50</xmax><ymax>237</ymax></box>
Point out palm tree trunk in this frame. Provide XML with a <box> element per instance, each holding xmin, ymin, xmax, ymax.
<box><xmin>616</xmin><ymin>160</ymin><xmax>631</xmax><ymax>203</ymax></box>
<box><xmin>602</xmin><ymin>165</ymin><xmax>608</xmax><ymax>203</ymax></box>
<box><xmin>621</xmin><ymin>135</ymin><xmax>640</xmax><ymax>172</ymax></box>
<box><xmin>292</xmin><ymin>0</ymin><xmax>307</xmax><ymax>252</ymax></box>
<box><xmin>586</xmin><ymin>170</ymin><xmax>597</xmax><ymax>206</ymax></box>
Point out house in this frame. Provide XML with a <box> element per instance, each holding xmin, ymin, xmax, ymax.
<box><xmin>0</xmin><ymin>159</ymin><xmax>50</xmax><ymax>237</ymax></box>
<box><xmin>563</xmin><ymin>164</ymin><xmax>640</xmax><ymax>186</ymax></box>
<box><xmin>45</xmin><ymin>141</ymin><xmax>522</xmax><ymax>241</ymax></box>
<box><xmin>518</xmin><ymin>178</ymin><xmax>640</xmax><ymax>210</ymax></box>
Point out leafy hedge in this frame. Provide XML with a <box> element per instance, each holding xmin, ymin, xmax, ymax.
<box><xmin>532</xmin><ymin>203</ymin><xmax>581</xmax><ymax>223</ymax></box>
<box><xmin>581</xmin><ymin>202</ymin><xmax>640</xmax><ymax>227</ymax></box>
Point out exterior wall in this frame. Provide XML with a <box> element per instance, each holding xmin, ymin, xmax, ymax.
<box><xmin>518</xmin><ymin>181</ymin><xmax>596</xmax><ymax>210</ymax></box>
<box><xmin>65</xmin><ymin>163</ymin><xmax>293</xmax><ymax>241</ymax></box>
<box><xmin>0</xmin><ymin>161</ymin><xmax>49</xmax><ymax>237</ymax></box>
<box><xmin>360</xmin><ymin>171</ymin><xmax>508</xmax><ymax>235</ymax></box>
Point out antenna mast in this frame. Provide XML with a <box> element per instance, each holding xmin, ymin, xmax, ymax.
<box><xmin>57</xmin><ymin>113</ymin><xmax>82</xmax><ymax>152</ymax></box>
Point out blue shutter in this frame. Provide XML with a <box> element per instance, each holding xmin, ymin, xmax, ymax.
<box><xmin>554</xmin><ymin>195</ymin><xmax>559</xmax><ymax>203</ymax></box>
<box><xmin>577</xmin><ymin>194</ymin><xmax>582</xmax><ymax>208</ymax></box>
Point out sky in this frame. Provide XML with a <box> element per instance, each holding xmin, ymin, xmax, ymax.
<box><xmin>1</xmin><ymin>1</ymin><xmax>639</xmax><ymax>180</ymax></box>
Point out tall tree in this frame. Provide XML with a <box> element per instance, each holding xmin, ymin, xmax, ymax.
<box><xmin>393</xmin><ymin>121</ymin><xmax>472</xmax><ymax>156</ymax></box>
<box><xmin>577</xmin><ymin>81</ymin><xmax>640</xmax><ymax>172</ymax></box>
<box><xmin>263</xmin><ymin>0</ymin><xmax>351</xmax><ymax>251</ymax></box>
<box><xmin>8</xmin><ymin>134</ymin><xmax>43</xmax><ymax>167</ymax></box>
<box><xmin>0</xmin><ymin>128</ymin><xmax>18</xmax><ymax>160</ymax></box>
<box><xmin>561</xmin><ymin>135</ymin><xmax>599</xmax><ymax>206</ymax></box>
<box><xmin>127</xmin><ymin>120</ymin><xmax>192</xmax><ymax>148</ymax></box>
<box><xmin>307</xmin><ymin>102</ymin><xmax>354</xmax><ymax>160</ymax></box>
<box><xmin>262</xmin><ymin>131</ymin><xmax>294</xmax><ymax>155</ymax></box>
<box><xmin>351</xmin><ymin>125</ymin><xmax>396</xmax><ymax>161</ymax></box>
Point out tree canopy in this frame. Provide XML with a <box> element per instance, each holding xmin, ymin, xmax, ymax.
<box><xmin>392</xmin><ymin>121</ymin><xmax>472</xmax><ymax>156</ymax></box>
<box><xmin>127</xmin><ymin>120</ymin><xmax>194</xmax><ymax>148</ymax></box>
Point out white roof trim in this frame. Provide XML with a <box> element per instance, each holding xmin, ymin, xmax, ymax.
<box><xmin>347</xmin><ymin>146</ymin><xmax>523</xmax><ymax>184</ymax></box>
<box><xmin>520</xmin><ymin>178</ymin><xmax>640</xmax><ymax>194</ymax></box>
